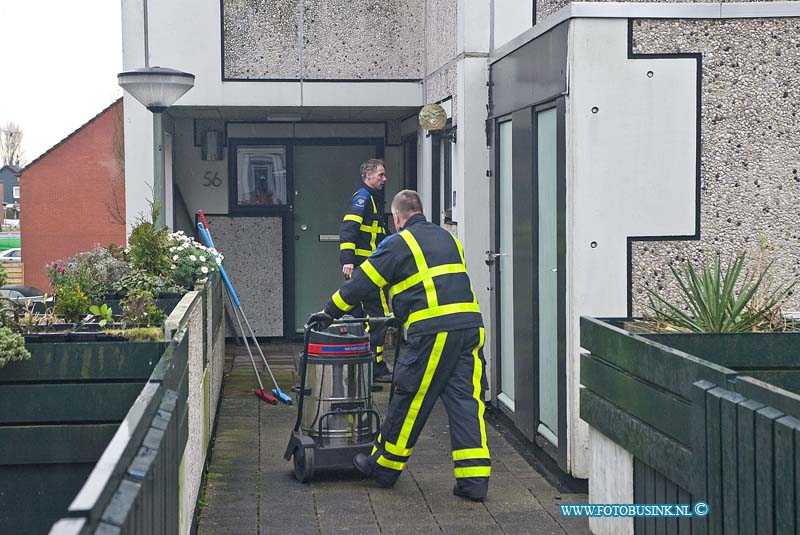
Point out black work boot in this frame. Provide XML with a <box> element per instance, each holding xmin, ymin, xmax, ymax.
<box><xmin>353</xmin><ymin>453</ymin><xmax>395</xmax><ymax>488</ymax></box>
<box><xmin>453</xmin><ymin>485</ymin><xmax>485</xmax><ymax>502</ymax></box>
<box><xmin>373</xmin><ymin>361</ymin><xmax>393</xmax><ymax>383</ymax></box>
<box><xmin>353</xmin><ymin>453</ymin><xmax>374</xmax><ymax>477</ymax></box>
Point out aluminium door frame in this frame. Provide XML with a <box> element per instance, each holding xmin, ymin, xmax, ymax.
<box><xmin>490</xmin><ymin>114</ymin><xmax>513</xmax><ymax>419</ymax></box>
<box><xmin>530</xmin><ymin>98</ymin><xmax>568</xmax><ymax>471</ymax></box>
<box><xmin>489</xmin><ymin>97</ymin><xmax>568</xmax><ymax>471</ymax></box>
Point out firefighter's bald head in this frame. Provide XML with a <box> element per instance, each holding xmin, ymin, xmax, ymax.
<box><xmin>391</xmin><ymin>190</ymin><xmax>423</xmax><ymax>229</ymax></box>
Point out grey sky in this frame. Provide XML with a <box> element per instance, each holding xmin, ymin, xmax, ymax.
<box><xmin>0</xmin><ymin>1</ymin><xmax>122</xmax><ymax>164</ymax></box>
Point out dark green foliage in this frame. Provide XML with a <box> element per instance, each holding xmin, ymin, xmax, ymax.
<box><xmin>0</xmin><ymin>263</ymin><xmax>7</xmax><ymax>288</ymax></box>
<box><xmin>54</xmin><ymin>285</ymin><xmax>90</xmax><ymax>323</ymax></box>
<box><xmin>47</xmin><ymin>245</ymin><xmax>128</xmax><ymax>300</ymax></box>
<box><xmin>127</xmin><ymin>204</ymin><xmax>171</xmax><ymax>276</ymax></box>
<box><xmin>112</xmin><ymin>269</ymin><xmax>184</xmax><ymax>298</ymax></box>
<box><xmin>121</xmin><ymin>290</ymin><xmax>166</xmax><ymax>326</ymax></box>
<box><xmin>0</xmin><ymin>326</ymin><xmax>30</xmax><ymax>368</ymax></box>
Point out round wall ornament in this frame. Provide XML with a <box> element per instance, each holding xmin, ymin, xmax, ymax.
<box><xmin>418</xmin><ymin>104</ymin><xmax>447</xmax><ymax>131</ymax></box>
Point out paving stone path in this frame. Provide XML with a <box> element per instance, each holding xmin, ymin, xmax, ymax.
<box><xmin>197</xmin><ymin>347</ymin><xmax>590</xmax><ymax>535</ymax></box>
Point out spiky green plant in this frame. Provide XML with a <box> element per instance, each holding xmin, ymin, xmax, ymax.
<box><xmin>646</xmin><ymin>254</ymin><xmax>794</xmax><ymax>333</ymax></box>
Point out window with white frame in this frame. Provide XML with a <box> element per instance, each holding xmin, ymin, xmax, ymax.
<box><xmin>12</xmin><ymin>187</ymin><xmax>19</xmax><ymax>199</ymax></box>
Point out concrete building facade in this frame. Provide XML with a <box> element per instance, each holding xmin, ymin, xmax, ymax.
<box><xmin>122</xmin><ymin>0</ymin><xmax>800</xmax><ymax>509</ymax></box>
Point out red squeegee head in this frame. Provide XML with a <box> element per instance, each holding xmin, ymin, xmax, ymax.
<box><xmin>255</xmin><ymin>388</ymin><xmax>278</xmax><ymax>404</ymax></box>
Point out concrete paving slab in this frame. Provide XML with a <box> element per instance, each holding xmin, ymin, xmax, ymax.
<box><xmin>197</xmin><ymin>347</ymin><xmax>589</xmax><ymax>535</ymax></box>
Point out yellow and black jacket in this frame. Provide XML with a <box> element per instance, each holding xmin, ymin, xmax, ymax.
<box><xmin>339</xmin><ymin>185</ymin><xmax>387</xmax><ymax>267</ymax></box>
<box><xmin>326</xmin><ymin>213</ymin><xmax>483</xmax><ymax>336</ymax></box>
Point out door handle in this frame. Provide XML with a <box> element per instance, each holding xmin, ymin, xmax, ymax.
<box><xmin>485</xmin><ymin>251</ymin><xmax>508</xmax><ymax>266</ymax></box>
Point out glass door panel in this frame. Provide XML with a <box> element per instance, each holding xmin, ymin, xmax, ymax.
<box><xmin>498</xmin><ymin>120</ymin><xmax>515</xmax><ymax>409</ymax></box>
<box><xmin>536</xmin><ymin>108</ymin><xmax>558</xmax><ymax>445</ymax></box>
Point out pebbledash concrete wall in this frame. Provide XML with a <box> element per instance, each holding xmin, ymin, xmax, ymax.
<box><xmin>20</xmin><ymin>100</ymin><xmax>126</xmax><ymax>291</ymax></box>
<box><xmin>629</xmin><ymin>17</ymin><xmax>800</xmax><ymax>315</ymax></box>
<box><xmin>222</xmin><ymin>0</ymin><xmax>425</xmax><ymax>80</ymax></box>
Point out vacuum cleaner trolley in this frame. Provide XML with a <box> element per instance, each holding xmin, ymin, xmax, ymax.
<box><xmin>284</xmin><ymin>316</ymin><xmax>396</xmax><ymax>482</ymax></box>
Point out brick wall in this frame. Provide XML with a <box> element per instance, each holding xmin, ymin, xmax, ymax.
<box><xmin>20</xmin><ymin>100</ymin><xmax>126</xmax><ymax>292</ymax></box>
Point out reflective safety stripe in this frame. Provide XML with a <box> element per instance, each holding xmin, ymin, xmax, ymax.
<box><xmin>454</xmin><ymin>466</ymin><xmax>491</xmax><ymax>478</ymax></box>
<box><xmin>397</xmin><ymin>332</ymin><xmax>447</xmax><ymax>449</ymax></box>
<box><xmin>452</xmin><ymin>233</ymin><xmax>466</xmax><ymax>264</ymax></box>
<box><xmin>473</xmin><ymin>328</ymin><xmax>488</xmax><ymax>452</ymax></box>
<box><xmin>377</xmin><ymin>455</ymin><xmax>405</xmax><ymax>471</ymax></box>
<box><xmin>389</xmin><ymin>263</ymin><xmax>466</xmax><ymax>298</ymax></box>
<box><xmin>379</xmin><ymin>287</ymin><xmax>390</xmax><ymax>315</ymax></box>
<box><xmin>343</xmin><ymin>214</ymin><xmax>363</xmax><ymax>224</ymax></box>
<box><xmin>371</xmin><ymin>446</ymin><xmax>377</xmax><ymax>455</ymax></box>
<box><xmin>404</xmin><ymin>303</ymin><xmax>481</xmax><ymax>330</ymax></box>
<box><xmin>375</xmin><ymin>354</ymin><xmax>383</xmax><ymax>363</ymax></box>
<box><xmin>399</xmin><ymin>231</ymin><xmax>437</xmax><ymax>308</ymax></box>
<box><xmin>340</xmin><ymin>242</ymin><xmax>372</xmax><ymax>256</ymax></box>
<box><xmin>360</xmin><ymin>224</ymin><xmax>386</xmax><ymax>234</ymax></box>
<box><xmin>449</xmin><ymin>233</ymin><xmax>479</xmax><ymax>305</ymax></box>
<box><xmin>332</xmin><ymin>290</ymin><xmax>354</xmax><ymax>312</ymax></box>
<box><xmin>369</xmin><ymin>220</ymin><xmax>382</xmax><ymax>252</ymax></box>
<box><xmin>452</xmin><ymin>447</ymin><xmax>490</xmax><ymax>461</ymax></box>
<box><xmin>384</xmin><ymin>441</ymin><xmax>412</xmax><ymax>457</ymax></box>
<box><xmin>360</xmin><ymin>260</ymin><xmax>388</xmax><ymax>288</ymax></box>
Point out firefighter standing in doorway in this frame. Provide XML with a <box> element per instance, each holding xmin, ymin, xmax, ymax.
<box><xmin>339</xmin><ymin>158</ymin><xmax>393</xmax><ymax>382</ymax></box>
<box><xmin>311</xmin><ymin>190</ymin><xmax>491</xmax><ymax>501</ymax></box>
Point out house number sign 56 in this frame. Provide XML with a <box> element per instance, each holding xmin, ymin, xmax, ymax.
<box><xmin>203</xmin><ymin>171</ymin><xmax>222</xmax><ymax>187</ymax></box>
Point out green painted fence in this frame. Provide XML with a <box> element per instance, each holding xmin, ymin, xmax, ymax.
<box><xmin>580</xmin><ymin>317</ymin><xmax>800</xmax><ymax>535</ymax></box>
<box><xmin>0</xmin><ymin>276</ymin><xmax>224</xmax><ymax>535</ymax></box>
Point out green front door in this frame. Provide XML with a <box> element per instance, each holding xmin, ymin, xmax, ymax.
<box><xmin>292</xmin><ymin>144</ymin><xmax>379</xmax><ymax>333</ymax></box>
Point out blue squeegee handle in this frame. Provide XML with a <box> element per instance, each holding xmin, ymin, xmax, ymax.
<box><xmin>197</xmin><ymin>222</ymin><xmax>241</xmax><ymax>307</ymax></box>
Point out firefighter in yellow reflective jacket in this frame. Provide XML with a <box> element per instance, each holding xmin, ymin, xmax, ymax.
<box><xmin>310</xmin><ymin>189</ymin><xmax>490</xmax><ymax>501</ymax></box>
<box><xmin>339</xmin><ymin>158</ymin><xmax>392</xmax><ymax>382</ymax></box>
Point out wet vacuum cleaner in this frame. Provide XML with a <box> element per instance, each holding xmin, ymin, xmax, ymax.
<box><xmin>284</xmin><ymin>316</ymin><xmax>395</xmax><ymax>482</ymax></box>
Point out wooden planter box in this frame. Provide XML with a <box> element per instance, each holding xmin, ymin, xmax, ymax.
<box><xmin>0</xmin><ymin>341</ymin><xmax>167</xmax><ymax>534</ymax></box>
<box><xmin>580</xmin><ymin>317</ymin><xmax>800</xmax><ymax>535</ymax></box>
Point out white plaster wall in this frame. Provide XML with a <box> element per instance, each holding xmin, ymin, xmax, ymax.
<box><xmin>122</xmin><ymin>97</ymin><xmax>154</xmax><ymax>232</ymax></box>
<box><xmin>567</xmin><ymin>18</ymin><xmax>697</xmax><ymax>478</ymax></box>
<box><xmin>454</xmin><ymin>57</ymin><xmax>493</xmax><ymax>369</ymax></box>
<box><xmin>173</xmin><ymin>118</ymin><xmax>228</xmax><ymax>217</ymax></box>
<box><xmin>492</xmin><ymin>0</ymin><xmax>534</xmax><ymax>50</ymax></box>
<box><xmin>589</xmin><ymin>427</ymin><xmax>634</xmax><ymax>535</ymax></box>
<box><xmin>418</xmin><ymin>132</ymin><xmax>434</xmax><ymax>218</ymax></box>
<box><xmin>461</xmin><ymin>0</ymin><xmax>491</xmax><ymax>53</ymax></box>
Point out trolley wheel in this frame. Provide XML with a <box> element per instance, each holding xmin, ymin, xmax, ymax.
<box><xmin>293</xmin><ymin>446</ymin><xmax>315</xmax><ymax>483</ymax></box>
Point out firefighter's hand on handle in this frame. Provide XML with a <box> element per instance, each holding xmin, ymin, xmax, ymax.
<box><xmin>306</xmin><ymin>310</ymin><xmax>334</xmax><ymax>330</ymax></box>
<box><xmin>369</xmin><ymin>315</ymin><xmax>399</xmax><ymax>330</ymax></box>
<box><xmin>342</xmin><ymin>263</ymin><xmax>354</xmax><ymax>279</ymax></box>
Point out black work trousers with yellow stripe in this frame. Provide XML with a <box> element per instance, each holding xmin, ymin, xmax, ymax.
<box><xmin>353</xmin><ymin>286</ymin><xmax>391</xmax><ymax>366</ymax></box>
<box><xmin>366</xmin><ymin>326</ymin><xmax>490</xmax><ymax>497</ymax></box>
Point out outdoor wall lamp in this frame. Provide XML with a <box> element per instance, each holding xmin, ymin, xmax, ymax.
<box><xmin>118</xmin><ymin>66</ymin><xmax>195</xmax><ymax>228</ymax></box>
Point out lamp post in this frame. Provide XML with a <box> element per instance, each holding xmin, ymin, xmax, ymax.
<box><xmin>118</xmin><ymin>66</ymin><xmax>194</xmax><ymax>228</ymax></box>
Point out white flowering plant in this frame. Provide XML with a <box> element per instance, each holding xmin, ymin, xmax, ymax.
<box><xmin>167</xmin><ymin>231</ymin><xmax>224</xmax><ymax>287</ymax></box>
